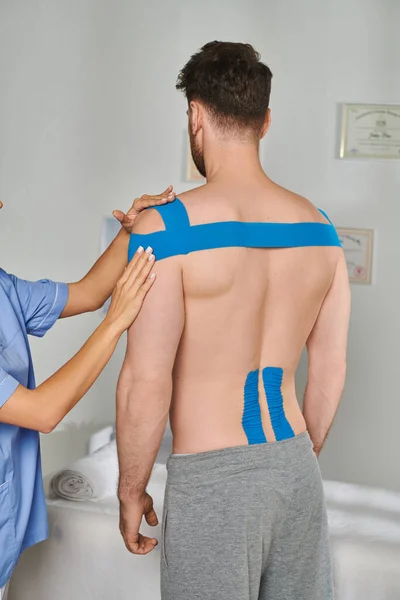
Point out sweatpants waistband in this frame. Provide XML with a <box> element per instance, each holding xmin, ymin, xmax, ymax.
<box><xmin>167</xmin><ymin>431</ymin><xmax>314</xmax><ymax>485</ymax></box>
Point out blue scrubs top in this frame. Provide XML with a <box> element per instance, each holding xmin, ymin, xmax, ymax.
<box><xmin>0</xmin><ymin>269</ymin><xmax>68</xmax><ymax>587</ymax></box>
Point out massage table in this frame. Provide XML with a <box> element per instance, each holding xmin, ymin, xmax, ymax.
<box><xmin>8</xmin><ymin>425</ymin><xmax>400</xmax><ymax>600</ymax></box>
<box><xmin>8</xmin><ymin>470</ymin><xmax>400</xmax><ymax>600</ymax></box>
<box><xmin>9</xmin><ymin>495</ymin><xmax>163</xmax><ymax>600</ymax></box>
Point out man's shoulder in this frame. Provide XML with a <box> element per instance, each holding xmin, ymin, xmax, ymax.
<box><xmin>271</xmin><ymin>183</ymin><xmax>327</xmax><ymax>224</ymax></box>
<box><xmin>176</xmin><ymin>186</ymin><xmax>206</xmax><ymax>205</ymax></box>
<box><xmin>132</xmin><ymin>187</ymin><xmax>206</xmax><ymax>235</ymax></box>
<box><xmin>131</xmin><ymin>207</ymin><xmax>168</xmax><ymax>235</ymax></box>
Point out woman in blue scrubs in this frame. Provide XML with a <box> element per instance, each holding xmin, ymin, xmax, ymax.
<box><xmin>0</xmin><ymin>187</ymin><xmax>175</xmax><ymax>598</ymax></box>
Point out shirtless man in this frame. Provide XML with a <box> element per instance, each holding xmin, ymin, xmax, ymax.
<box><xmin>116</xmin><ymin>41</ymin><xmax>350</xmax><ymax>600</ymax></box>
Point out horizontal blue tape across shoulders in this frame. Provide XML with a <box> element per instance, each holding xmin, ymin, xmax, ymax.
<box><xmin>129</xmin><ymin>220</ymin><xmax>341</xmax><ymax>261</ymax></box>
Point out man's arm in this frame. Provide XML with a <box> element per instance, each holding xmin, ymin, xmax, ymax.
<box><xmin>116</xmin><ymin>210</ymin><xmax>184</xmax><ymax>555</ymax></box>
<box><xmin>61</xmin><ymin>187</ymin><xmax>175</xmax><ymax>317</ymax></box>
<box><xmin>303</xmin><ymin>251</ymin><xmax>351</xmax><ymax>455</ymax></box>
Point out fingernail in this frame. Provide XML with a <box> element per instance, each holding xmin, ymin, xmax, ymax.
<box><xmin>148</xmin><ymin>253</ymin><xmax>155</xmax><ymax>262</ymax></box>
<box><xmin>145</xmin><ymin>246</ymin><xmax>153</xmax><ymax>254</ymax></box>
<box><xmin>149</xmin><ymin>273</ymin><xmax>156</xmax><ymax>279</ymax></box>
<box><xmin>137</xmin><ymin>246</ymin><xmax>144</xmax><ymax>254</ymax></box>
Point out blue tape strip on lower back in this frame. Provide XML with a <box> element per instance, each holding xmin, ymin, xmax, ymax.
<box><xmin>262</xmin><ymin>367</ymin><xmax>294</xmax><ymax>442</ymax></box>
<box><xmin>242</xmin><ymin>370</ymin><xmax>267</xmax><ymax>445</ymax></box>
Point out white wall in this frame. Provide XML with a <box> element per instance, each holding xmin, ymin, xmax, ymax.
<box><xmin>256</xmin><ymin>0</ymin><xmax>400</xmax><ymax>492</ymax></box>
<box><xmin>0</xmin><ymin>0</ymin><xmax>268</xmax><ymax>474</ymax></box>
<box><xmin>0</xmin><ymin>0</ymin><xmax>399</xmax><ymax>489</ymax></box>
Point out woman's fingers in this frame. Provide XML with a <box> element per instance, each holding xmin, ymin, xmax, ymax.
<box><xmin>162</xmin><ymin>185</ymin><xmax>173</xmax><ymax>195</ymax></box>
<box><xmin>135</xmin><ymin>185</ymin><xmax>175</xmax><ymax>209</ymax></box>
<box><xmin>112</xmin><ymin>209</ymin><xmax>125</xmax><ymax>223</ymax></box>
<box><xmin>118</xmin><ymin>246</ymin><xmax>146</xmax><ymax>285</ymax></box>
<box><xmin>127</xmin><ymin>252</ymin><xmax>155</xmax><ymax>293</ymax></box>
<box><xmin>112</xmin><ymin>185</ymin><xmax>175</xmax><ymax>231</ymax></box>
<box><xmin>135</xmin><ymin>272</ymin><xmax>156</xmax><ymax>301</ymax></box>
<box><xmin>119</xmin><ymin>247</ymin><xmax>155</xmax><ymax>290</ymax></box>
<box><xmin>135</xmin><ymin>190</ymin><xmax>175</xmax><ymax>211</ymax></box>
<box><xmin>106</xmin><ymin>249</ymin><xmax>156</xmax><ymax>332</ymax></box>
<box><xmin>119</xmin><ymin>263</ymin><xmax>156</xmax><ymax>322</ymax></box>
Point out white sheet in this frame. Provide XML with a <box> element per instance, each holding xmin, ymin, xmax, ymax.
<box><xmin>324</xmin><ymin>479</ymin><xmax>400</xmax><ymax>514</ymax></box>
<box><xmin>10</xmin><ymin>467</ymin><xmax>400</xmax><ymax>600</ymax></box>
<box><xmin>9</xmin><ymin>466</ymin><xmax>168</xmax><ymax>600</ymax></box>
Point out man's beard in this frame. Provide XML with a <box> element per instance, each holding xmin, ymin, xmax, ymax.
<box><xmin>189</xmin><ymin>130</ymin><xmax>206</xmax><ymax>178</ymax></box>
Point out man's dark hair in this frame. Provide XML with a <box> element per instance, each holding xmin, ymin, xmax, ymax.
<box><xmin>176</xmin><ymin>41</ymin><xmax>273</xmax><ymax>136</ymax></box>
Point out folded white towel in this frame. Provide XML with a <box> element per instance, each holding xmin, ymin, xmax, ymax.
<box><xmin>49</xmin><ymin>441</ymin><xmax>168</xmax><ymax>502</ymax></box>
<box><xmin>50</xmin><ymin>441</ymin><xmax>119</xmax><ymax>501</ymax></box>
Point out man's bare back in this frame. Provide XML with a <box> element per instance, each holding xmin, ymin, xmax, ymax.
<box><xmin>131</xmin><ymin>177</ymin><xmax>341</xmax><ymax>454</ymax></box>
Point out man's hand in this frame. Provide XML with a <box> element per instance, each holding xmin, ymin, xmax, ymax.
<box><xmin>119</xmin><ymin>493</ymin><xmax>159</xmax><ymax>555</ymax></box>
<box><xmin>113</xmin><ymin>185</ymin><xmax>175</xmax><ymax>233</ymax></box>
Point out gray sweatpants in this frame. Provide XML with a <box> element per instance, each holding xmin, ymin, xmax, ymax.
<box><xmin>161</xmin><ymin>432</ymin><xmax>333</xmax><ymax>600</ymax></box>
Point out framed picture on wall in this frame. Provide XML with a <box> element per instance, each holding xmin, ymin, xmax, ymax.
<box><xmin>340</xmin><ymin>103</ymin><xmax>400</xmax><ymax>159</ymax></box>
<box><xmin>337</xmin><ymin>227</ymin><xmax>374</xmax><ymax>284</ymax></box>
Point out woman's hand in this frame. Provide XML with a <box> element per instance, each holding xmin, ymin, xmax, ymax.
<box><xmin>113</xmin><ymin>185</ymin><xmax>175</xmax><ymax>233</ymax></box>
<box><xmin>104</xmin><ymin>246</ymin><xmax>156</xmax><ymax>333</ymax></box>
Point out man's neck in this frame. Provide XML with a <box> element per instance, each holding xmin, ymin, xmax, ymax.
<box><xmin>204</xmin><ymin>140</ymin><xmax>266</xmax><ymax>184</ymax></box>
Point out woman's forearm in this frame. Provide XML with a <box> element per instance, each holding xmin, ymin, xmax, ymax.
<box><xmin>0</xmin><ymin>246</ymin><xmax>157</xmax><ymax>433</ymax></box>
<box><xmin>62</xmin><ymin>229</ymin><xmax>130</xmax><ymax>317</ymax></box>
<box><xmin>34</xmin><ymin>318</ymin><xmax>122</xmax><ymax>429</ymax></box>
<box><xmin>0</xmin><ymin>319</ymin><xmax>121</xmax><ymax>432</ymax></box>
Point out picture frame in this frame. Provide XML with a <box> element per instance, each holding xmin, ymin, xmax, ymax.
<box><xmin>340</xmin><ymin>103</ymin><xmax>400</xmax><ymax>159</ymax></box>
<box><xmin>337</xmin><ymin>227</ymin><xmax>374</xmax><ymax>284</ymax></box>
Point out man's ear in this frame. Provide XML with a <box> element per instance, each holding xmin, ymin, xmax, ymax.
<box><xmin>189</xmin><ymin>101</ymin><xmax>202</xmax><ymax>136</ymax></box>
<box><xmin>260</xmin><ymin>108</ymin><xmax>271</xmax><ymax>139</ymax></box>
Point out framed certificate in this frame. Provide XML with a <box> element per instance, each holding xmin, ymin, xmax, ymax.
<box><xmin>337</xmin><ymin>228</ymin><xmax>374</xmax><ymax>284</ymax></box>
<box><xmin>340</xmin><ymin>103</ymin><xmax>400</xmax><ymax>159</ymax></box>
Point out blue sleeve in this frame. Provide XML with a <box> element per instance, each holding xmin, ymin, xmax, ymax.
<box><xmin>0</xmin><ymin>367</ymin><xmax>19</xmax><ymax>408</ymax></box>
<box><xmin>9</xmin><ymin>276</ymin><xmax>69</xmax><ymax>337</ymax></box>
